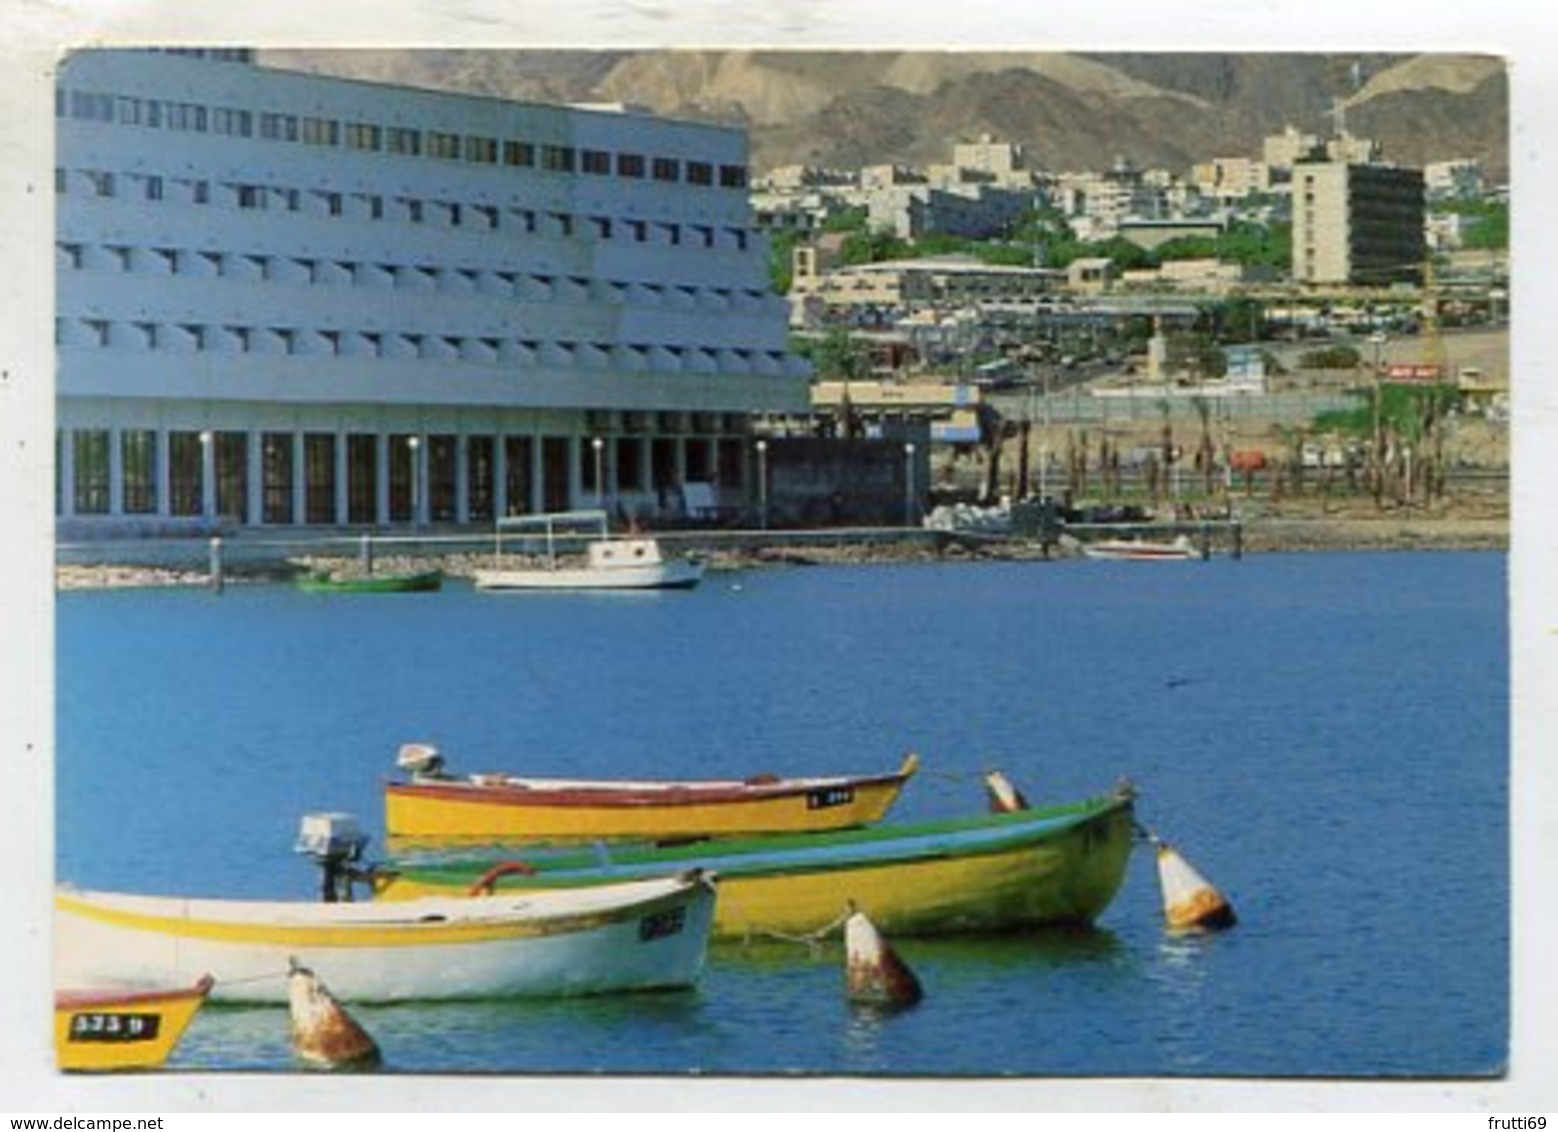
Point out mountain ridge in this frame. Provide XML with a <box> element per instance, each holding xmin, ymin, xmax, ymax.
<box><xmin>260</xmin><ymin>49</ymin><xmax>1509</xmax><ymax>180</ymax></box>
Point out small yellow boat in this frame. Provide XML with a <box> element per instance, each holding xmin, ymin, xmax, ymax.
<box><xmin>385</xmin><ymin>745</ymin><xmax>920</xmax><ymax>845</ymax></box>
<box><xmin>55</xmin><ymin>975</ymin><xmax>213</xmax><ymax>1072</ymax></box>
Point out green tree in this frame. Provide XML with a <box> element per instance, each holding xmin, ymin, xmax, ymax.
<box><xmin>767</xmin><ymin>229</ymin><xmax>803</xmax><ymax>294</ymax></box>
<box><xmin>794</xmin><ymin>327</ymin><xmax>872</xmax><ymax>381</ymax></box>
<box><xmin>838</xmin><ymin>228</ymin><xmax>912</xmax><ymax>266</ymax></box>
<box><xmin>821</xmin><ymin>205</ymin><xmax>870</xmax><ymax>234</ymax></box>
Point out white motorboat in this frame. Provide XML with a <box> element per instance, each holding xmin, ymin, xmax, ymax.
<box><xmin>473</xmin><ymin>510</ymin><xmax>704</xmax><ymax>591</ymax></box>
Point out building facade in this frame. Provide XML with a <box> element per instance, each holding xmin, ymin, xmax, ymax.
<box><xmin>1292</xmin><ymin>160</ymin><xmax>1426</xmax><ymax>286</ymax></box>
<box><xmin>55</xmin><ymin>49</ymin><xmax>808</xmax><ymax>533</ymax></box>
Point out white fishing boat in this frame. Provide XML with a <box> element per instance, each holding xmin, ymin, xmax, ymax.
<box><xmin>1081</xmin><ymin>534</ymin><xmax>1200</xmax><ymax>562</ymax></box>
<box><xmin>473</xmin><ymin>510</ymin><xmax>704</xmax><ymax>591</ymax></box>
<box><xmin>54</xmin><ymin>871</ymin><xmax>717</xmax><ymax>1004</ymax></box>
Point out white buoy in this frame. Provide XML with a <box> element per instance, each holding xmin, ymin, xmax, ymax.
<box><xmin>844</xmin><ymin>906</ymin><xmax>923</xmax><ymax>1008</ymax></box>
<box><xmin>287</xmin><ymin>960</ymin><xmax>381</xmax><ymax>1069</ymax></box>
<box><xmin>1155</xmin><ymin>842</ymin><xmax>1237</xmax><ymax>931</ymax></box>
<box><xmin>983</xmin><ymin>769</ymin><xmax>1030</xmax><ymax>813</ymax></box>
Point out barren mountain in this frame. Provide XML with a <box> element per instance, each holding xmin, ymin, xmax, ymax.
<box><xmin>261</xmin><ymin>49</ymin><xmax>1509</xmax><ymax>180</ymax></box>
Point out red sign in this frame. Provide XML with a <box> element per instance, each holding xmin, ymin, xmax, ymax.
<box><xmin>1383</xmin><ymin>363</ymin><xmax>1443</xmax><ymax>384</ymax></box>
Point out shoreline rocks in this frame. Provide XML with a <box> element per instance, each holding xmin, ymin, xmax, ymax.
<box><xmin>52</xmin><ymin>516</ymin><xmax>1509</xmax><ymax>591</ymax></box>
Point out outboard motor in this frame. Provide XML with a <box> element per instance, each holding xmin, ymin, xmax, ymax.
<box><xmin>397</xmin><ymin>742</ymin><xmax>446</xmax><ymax>781</ymax></box>
<box><xmin>295</xmin><ymin>812</ymin><xmax>372</xmax><ymax>903</ymax></box>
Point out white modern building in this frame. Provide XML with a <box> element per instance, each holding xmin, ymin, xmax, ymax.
<box><xmin>55</xmin><ymin>48</ymin><xmax>808</xmax><ymax>533</ymax></box>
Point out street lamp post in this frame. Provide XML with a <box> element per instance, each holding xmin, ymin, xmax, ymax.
<box><xmin>591</xmin><ymin>437</ymin><xmax>605</xmax><ymax>510</ymax></box>
<box><xmin>1369</xmin><ymin>333</ymin><xmax>1388</xmax><ymax>505</ymax></box>
<box><xmin>755</xmin><ymin>439</ymin><xmax>769</xmax><ymax>530</ymax></box>
<box><xmin>903</xmin><ymin>441</ymin><xmax>916</xmax><ymax>528</ymax></box>
<box><xmin>198</xmin><ymin>429</ymin><xmax>215</xmax><ymax>523</ymax></box>
<box><xmin>407</xmin><ymin>435</ymin><xmax>421</xmax><ymax>527</ymax></box>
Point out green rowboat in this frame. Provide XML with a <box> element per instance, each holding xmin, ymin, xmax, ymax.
<box><xmin>296</xmin><ymin>569</ymin><xmax>444</xmax><ymax>594</ymax></box>
<box><xmin>376</xmin><ymin>788</ymin><xmax>1137</xmax><ymax>940</ymax></box>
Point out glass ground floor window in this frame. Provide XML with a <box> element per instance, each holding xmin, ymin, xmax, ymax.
<box><xmin>214</xmin><ymin>431</ymin><xmax>247</xmax><ymax>524</ymax></box>
<box><xmin>428</xmin><ymin>434</ymin><xmax>457</xmax><ymax>522</ymax></box>
<box><xmin>120</xmin><ymin>429</ymin><xmax>157</xmax><ymax>514</ymax></box>
<box><xmin>168</xmin><ymin>431</ymin><xmax>203</xmax><ymax>517</ymax></box>
<box><xmin>467</xmin><ymin>435</ymin><xmax>494</xmax><ymax>522</ymax></box>
<box><xmin>262</xmin><ymin>432</ymin><xmax>293</xmax><ymax>524</ymax></box>
<box><xmin>304</xmin><ymin>433</ymin><xmax>335</xmax><ymax>524</ymax></box>
<box><xmin>57</xmin><ymin>421</ymin><xmax>747</xmax><ymax>526</ymax></box>
<box><xmin>347</xmin><ymin>434</ymin><xmax>377</xmax><ymax>524</ymax></box>
<box><xmin>72</xmin><ymin>429</ymin><xmax>109</xmax><ymax>514</ymax></box>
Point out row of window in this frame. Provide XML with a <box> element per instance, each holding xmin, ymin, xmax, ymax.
<box><xmin>57</xmin><ymin>166</ymin><xmax>755</xmax><ymax>252</ymax></box>
<box><xmin>59</xmin><ymin>85</ymin><xmax>749</xmax><ymax>189</ymax></box>
<box><xmin>62</xmin><ymin>427</ymin><xmax>746</xmax><ymax>522</ymax></box>
<box><xmin>58</xmin><ymin>240</ymin><xmax>773</xmax><ymax>312</ymax></box>
<box><xmin>56</xmin><ymin>317</ymin><xmax>792</xmax><ymax>374</ymax></box>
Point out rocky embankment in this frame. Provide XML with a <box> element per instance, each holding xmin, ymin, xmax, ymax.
<box><xmin>53</xmin><ymin>498</ymin><xmax>1508</xmax><ymax>591</ymax></box>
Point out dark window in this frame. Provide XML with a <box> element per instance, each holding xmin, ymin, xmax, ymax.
<box><xmin>617</xmin><ymin>152</ymin><xmax>645</xmax><ymax>178</ymax></box>
<box><xmin>541</xmin><ymin>145</ymin><xmax>576</xmax><ymax>173</ymax></box>
<box><xmin>304</xmin><ymin>433</ymin><xmax>336</xmax><ymax>524</ymax></box>
<box><xmin>261</xmin><ymin>432</ymin><xmax>293</xmax><ymax>524</ymax></box>
<box><xmin>467</xmin><ymin>436</ymin><xmax>495</xmax><ymax>522</ymax></box>
<box><xmin>169</xmin><ymin>432</ymin><xmax>204</xmax><ymax>516</ymax></box>
<box><xmin>214</xmin><ymin>432</ymin><xmax>248</xmax><ymax>523</ymax></box>
<box><xmin>72</xmin><ymin>430</ymin><xmax>110</xmax><ymax>515</ymax></box>
<box><xmin>347</xmin><ymin>434</ymin><xmax>377</xmax><ymax>524</ymax></box>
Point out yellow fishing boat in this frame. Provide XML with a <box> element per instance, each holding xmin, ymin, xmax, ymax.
<box><xmin>378</xmin><ymin>787</ymin><xmax>1136</xmax><ymax>940</ymax></box>
<box><xmin>55</xmin><ymin>975</ymin><xmax>213</xmax><ymax>1071</ymax></box>
<box><xmin>385</xmin><ymin>745</ymin><xmax>920</xmax><ymax>844</ymax></box>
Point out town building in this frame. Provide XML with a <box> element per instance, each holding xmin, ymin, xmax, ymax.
<box><xmin>55</xmin><ymin>48</ymin><xmax>807</xmax><ymax>534</ymax></box>
<box><xmin>788</xmin><ymin>253</ymin><xmax>1062</xmax><ymax>326</ymax></box>
<box><xmin>1191</xmin><ymin>157</ymin><xmax>1271</xmax><ymax>203</ymax></box>
<box><xmin>1291</xmin><ymin>159</ymin><xmax>1426</xmax><ymax>286</ymax></box>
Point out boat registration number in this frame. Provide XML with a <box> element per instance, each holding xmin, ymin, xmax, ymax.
<box><xmin>638</xmin><ymin>906</ymin><xmax>686</xmax><ymax>942</ymax></box>
<box><xmin>67</xmin><ymin>1012</ymin><xmax>161</xmax><ymax>1043</ymax></box>
<box><xmin>806</xmin><ymin>787</ymin><xmax>855</xmax><ymax>810</ymax></box>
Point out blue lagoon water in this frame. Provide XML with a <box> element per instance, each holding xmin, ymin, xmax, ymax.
<box><xmin>54</xmin><ymin>552</ymin><xmax>1509</xmax><ymax>1078</ymax></box>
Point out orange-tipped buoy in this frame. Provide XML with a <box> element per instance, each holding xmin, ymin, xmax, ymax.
<box><xmin>1155</xmin><ymin>842</ymin><xmax>1237</xmax><ymax>931</ymax></box>
<box><xmin>983</xmin><ymin>769</ymin><xmax>1030</xmax><ymax>813</ymax></box>
<box><xmin>287</xmin><ymin>960</ymin><xmax>381</xmax><ymax>1070</ymax></box>
<box><xmin>844</xmin><ymin>905</ymin><xmax>923</xmax><ymax>1008</ymax></box>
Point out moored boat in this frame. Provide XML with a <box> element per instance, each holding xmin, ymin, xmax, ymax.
<box><xmin>55</xmin><ymin>975</ymin><xmax>214</xmax><ymax>1071</ymax></box>
<box><xmin>472</xmin><ymin>510</ymin><xmax>703</xmax><ymax>592</ymax></box>
<box><xmin>296</xmin><ymin>568</ymin><xmax>444</xmax><ymax>594</ymax></box>
<box><xmin>385</xmin><ymin>745</ymin><xmax>921</xmax><ymax>844</ymax></box>
<box><xmin>55</xmin><ymin>871</ymin><xmax>717</xmax><ymax>1004</ymax></box>
<box><xmin>1081</xmin><ymin>535</ymin><xmax>1200</xmax><ymax>562</ymax></box>
<box><xmin>376</xmin><ymin>787</ymin><xmax>1136</xmax><ymax>941</ymax></box>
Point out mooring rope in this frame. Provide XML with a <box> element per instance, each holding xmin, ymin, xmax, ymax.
<box><xmin>748</xmin><ymin>907</ymin><xmax>855</xmax><ymax>955</ymax></box>
<box><xmin>210</xmin><ymin>967</ymin><xmax>293</xmax><ymax>988</ymax></box>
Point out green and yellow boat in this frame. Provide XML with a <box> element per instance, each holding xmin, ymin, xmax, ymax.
<box><xmin>375</xmin><ymin>787</ymin><xmax>1136</xmax><ymax>940</ymax></box>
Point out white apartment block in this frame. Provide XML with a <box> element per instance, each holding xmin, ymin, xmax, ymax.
<box><xmin>55</xmin><ymin>49</ymin><xmax>808</xmax><ymax>533</ymax></box>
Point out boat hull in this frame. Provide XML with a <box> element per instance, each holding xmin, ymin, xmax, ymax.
<box><xmin>385</xmin><ymin>758</ymin><xmax>919</xmax><ymax>844</ymax></box>
<box><xmin>296</xmin><ymin>570</ymin><xmax>444</xmax><ymax>594</ymax></box>
<box><xmin>55</xmin><ymin>873</ymin><xmax>716</xmax><ymax>1004</ymax></box>
<box><xmin>472</xmin><ymin>559</ymin><xmax>703</xmax><ymax>591</ymax></box>
<box><xmin>381</xmin><ymin>795</ymin><xmax>1135</xmax><ymax>940</ymax></box>
<box><xmin>1081</xmin><ymin>539</ymin><xmax>1198</xmax><ymax>561</ymax></box>
<box><xmin>54</xmin><ymin>976</ymin><xmax>213</xmax><ymax>1071</ymax></box>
